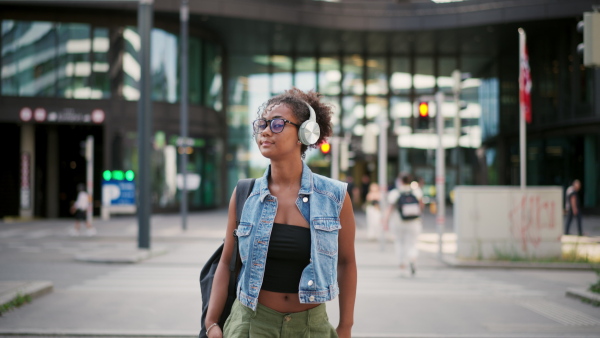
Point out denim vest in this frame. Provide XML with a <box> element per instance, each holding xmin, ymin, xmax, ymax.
<box><xmin>235</xmin><ymin>162</ymin><xmax>347</xmax><ymax>311</ymax></box>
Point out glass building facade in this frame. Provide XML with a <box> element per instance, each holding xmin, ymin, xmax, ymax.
<box><xmin>0</xmin><ymin>14</ymin><xmax>225</xmax><ymax>217</ymax></box>
<box><xmin>222</xmin><ymin>17</ymin><xmax>598</xmax><ymax>212</ymax></box>
<box><xmin>1</xmin><ymin>1</ymin><xmax>598</xmax><ymax>217</ymax></box>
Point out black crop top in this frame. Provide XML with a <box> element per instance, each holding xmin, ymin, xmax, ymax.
<box><xmin>261</xmin><ymin>223</ymin><xmax>311</xmax><ymax>293</ymax></box>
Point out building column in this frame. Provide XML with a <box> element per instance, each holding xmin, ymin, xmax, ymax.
<box><xmin>46</xmin><ymin>126</ymin><xmax>59</xmax><ymax>218</ymax></box>
<box><xmin>584</xmin><ymin>135</ymin><xmax>598</xmax><ymax>208</ymax></box>
<box><xmin>19</xmin><ymin>124</ymin><xmax>35</xmax><ymax>218</ymax></box>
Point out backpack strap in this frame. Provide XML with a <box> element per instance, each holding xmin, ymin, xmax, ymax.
<box><xmin>228</xmin><ymin>178</ymin><xmax>255</xmax><ymax>294</ymax></box>
<box><xmin>235</xmin><ymin>179</ymin><xmax>255</xmax><ymax>226</ymax></box>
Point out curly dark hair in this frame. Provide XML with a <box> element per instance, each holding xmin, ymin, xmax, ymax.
<box><xmin>255</xmin><ymin>88</ymin><xmax>334</xmax><ymax>157</ymax></box>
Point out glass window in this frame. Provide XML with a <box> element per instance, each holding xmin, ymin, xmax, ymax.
<box><xmin>365</xmin><ymin>96</ymin><xmax>387</xmax><ymax>122</ymax></box>
<box><xmin>91</xmin><ymin>27</ymin><xmax>110</xmax><ymax>99</ymax></box>
<box><xmin>122</xmin><ymin>27</ymin><xmax>140</xmax><ymax>100</ymax></box>
<box><xmin>295</xmin><ymin>57</ymin><xmax>316</xmax><ymax>92</ymax></box>
<box><xmin>188</xmin><ymin>37</ymin><xmax>202</xmax><ymax>105</ymax></box>
<box><xmin>342</xmin><ymin>95</ymin><xmax>363</xmax><ymax>134</ymax></box>
<box><xmin>342</xmin><ymin>55</ymin><xmax>364</xmax><ymax>95</ymax></box>
<box><xmin>1</xmin><ymin>20</ymin><xmax>58</xmax><ymax>97</ymax></box>
<box><xmin>318</xmin><ymin>56</ymin><xmax>340</xmax><ymax>95</ymax></box>
<box><xmin>366</xmin><ymin>57</ymin><xmax>387</xmax><ymax>95</ymax></box>
<box><xmin>479</xmin><ymin>78</ymin><xmax>499</xmax><ymax>141</ymax></box>
<box><xmin>151</xmin><ymin>28</ymin><xmax>178</xmax><ymax>103</ymax></box>
<box><xmin>390</xmin><ymin>57</ymin><xmax>411</xmax><ymax>95</ymax></box>
<box><xmin>437</xmin><ymin>57</ymin><xmax>457</xmax><ymax>95</ymax></box>
<box><xmin>391</xmin><ymin>96</ymin><xmax>412</xmax><ymax>136</ymax></box>
<box><xmin>122</xmin><ymin>27</ymin><xmax>183</xmax><ymax>104</ymax></box>
<box><xmin>271</xmin><ymin>54</ymin><xmax>292</xmax><ymax>95</ymax></box>
<box><xmin>414</xmin><ymin>57</ymin><xmax>434</xmax><ymax>95</ymax></box>
<box><xmin>205</xmin><ymin>42</ymin><xmax>222</xmax><ymax>110</ymax></box>
<box><xmin>56</xmin><ymin>23</ymin><xmax>91</xmax><ymax>99</ymax></box>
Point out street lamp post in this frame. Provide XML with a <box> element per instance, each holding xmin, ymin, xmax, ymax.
<box><xmin>180</xmin><ymin>0</ymin><xmax>189</xmax><ymax>231</ymax></box>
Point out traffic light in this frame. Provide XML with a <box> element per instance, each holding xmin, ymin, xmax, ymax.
<box><xmin>320</xmin><ymin>142</ymin><xmax>331</xmax><ymax>154</ymax></box>
<box><xmin>417</xmin><ymin>102</ymin><xmax>430</xmax><ymax>129</ymax></box>
<box><xmin>578</xmin><ymin>12</ymin><xmax>600</xmax><ymax>67</ymax></box>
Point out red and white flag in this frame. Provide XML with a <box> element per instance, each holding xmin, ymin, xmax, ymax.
<box><xmin>519</xmin><ymin>30</ymin><xmax>532</xmax><ymax>124</ymax></box>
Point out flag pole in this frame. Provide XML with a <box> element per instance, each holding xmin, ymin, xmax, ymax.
<box><xmin>518</xmin><ymin>28</ymin><xmax>526</xmax><ymax>190</ymax></box>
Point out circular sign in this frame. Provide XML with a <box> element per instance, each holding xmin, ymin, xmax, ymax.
<box><xmin>19</xmin><ymin>107</ymin><xmax>32</xmax><ymax>122</ymax></box>
<box><xmin>34</xmin><ymin>107</ymin><xmax>47</xmax><ymax>122</ymax></box>
<box><xmin>91</xmin><ymin>109</ymin><xmax>105</xmax><ymax>124</ymax></box>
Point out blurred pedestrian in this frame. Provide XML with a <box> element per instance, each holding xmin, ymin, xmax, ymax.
<box><xmin>204</xmin><ymin>88</ymin><xmax>356</xmax><ymax>338</ymax></box>
<box><xmin>360</xmin><ymin>174</ymin><xmax>371</xmax><ymax>206</ymax></box>
<box><xmin>365</xmin><ymin>182</ymin><xmax>382</xmax><ymax>241</ymax></box>
<box><xmin>383</xmin><ymin>174</ymin><xmax>423</xmax><ymax>276</ymax></box>
<box><xmin>565</xmin><ymin>179</ymin><xmax>583</xmax><ymax>236</ymax></box>
<box><xmin>70</xmin><ymin>183</ymin><xmax>96</xmax><ymax>236</ymax></box>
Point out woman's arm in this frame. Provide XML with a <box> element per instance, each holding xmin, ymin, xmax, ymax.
<box><xmin>337</xmin><ymin>191</ymin><xmax>357</xmax><ymax>338</ymax></box>
<box><xmin>204</xmin><ymin>188</ymin><xmax>239</xmax><ymax>338</ymax></box>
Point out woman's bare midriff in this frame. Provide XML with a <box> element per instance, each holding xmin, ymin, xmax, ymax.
<box><xmin>258</xmin><ymin>290</ymin><xmax>320</xmax><ymax>313</ymax></box>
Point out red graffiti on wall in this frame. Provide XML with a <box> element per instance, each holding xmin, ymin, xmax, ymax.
<box><xmin>508</xmin><ymin>195</ymin><xmax>556</xmax><ymax>252</ymax></box>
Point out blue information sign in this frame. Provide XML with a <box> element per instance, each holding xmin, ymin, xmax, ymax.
<box><xmin>102</xmin><ymin>179</ymin><xmax>136</xmax><ymax>206</ymax></box>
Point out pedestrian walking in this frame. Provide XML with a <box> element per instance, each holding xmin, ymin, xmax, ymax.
<box><xmin>383</xmin><ymin>174</ymin><xmax>423</xmax><ymax>276</ymax></box>
<box><xmin>360</xmin><ymin>174</ymin><xmax>371</xmax><ymax>206</ymax></box>
<box><xmin>69</xmin><ymin>183</ymin><xmax>96</xmax><ymax>236</ymax></box>
<box><xmin>204</xmin><ymin>88</ymin><xmax>357</xmax><ymax>338</ymax></box>
<box><xmin>565</xmin><ymin>179</ymin><xmax>584</xmax><ymax>236</ymax></box>
<box><xmin>365</xmin><ymin>182</ymin><xmax>382</xmax><ymax>241</ymax></box>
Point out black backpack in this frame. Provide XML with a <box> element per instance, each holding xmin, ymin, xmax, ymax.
<box><xmin>199</xmin><ymin>178</ymin><xmax>255</xmax><ymax>338</ymax></box>
<box><xmin>397</xmin><ymin>190</ymin><xmax>421</xmax><ymax>220</ymax></box>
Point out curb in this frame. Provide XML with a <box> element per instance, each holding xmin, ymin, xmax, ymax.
<box><xmin>74</xmin><ymin>247</ymin><xmax>168</xmax><ymax>264</ymax></box>
<box><xmin>0</xmin><ymin>281</ymin><xmax>53</xmax><ymax>310</ymax></box>
<box><xmin>566</xmin><ymin>287</ymin><xmax>600</xmax><ymax>305</ymax></box>
<box><xmin>442</xmin><ymin>256</ymin><xmax>596</xmax><ymax>270</ymax></box>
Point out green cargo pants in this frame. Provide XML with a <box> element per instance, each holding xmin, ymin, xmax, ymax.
<box><xmin>223</xmin><ymin>299</ymin><xmax>338</xmax><ymax>338</ymax></box>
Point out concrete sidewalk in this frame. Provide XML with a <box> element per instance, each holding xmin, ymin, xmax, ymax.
<box><xmin>1</xmin><ymin>210</ymin><xmax>599</xmax><ymax>337</ymax></box>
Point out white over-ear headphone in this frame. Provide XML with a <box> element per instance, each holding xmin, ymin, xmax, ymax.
<box><xmin>298</xmin><ymin>102</ymin><xmax>320</xmax><ymax>145</ymax></box>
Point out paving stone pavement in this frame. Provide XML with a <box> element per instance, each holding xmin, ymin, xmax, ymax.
<box><xmin>0</xmin><ymin>210</ymin><xmax>599</xmax><ymax>337</ymax></box>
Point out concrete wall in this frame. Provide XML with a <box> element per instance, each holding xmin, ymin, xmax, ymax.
<box><xmin>454</xmin><ymin>186</ymin><xmax>563</xmax><ymax>260</ymax></box>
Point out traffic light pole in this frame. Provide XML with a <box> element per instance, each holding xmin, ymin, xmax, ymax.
<box><xmin>330</xmin><ymin>136</ymin><xmax>340</xmax><ymax>181</ymax></box>
<box><xmin>85</xmin><ymin>135</ymin><xmax>94</xmax><ymax>226</ymax></box>
<box><xmin>435</xmin><ymin>91</ymin><xmax>445</xmax><ymax>260</ymax></box>
<box><xmin>137</xmin><ymin>0</ymin><xmax>153</xmax><ymax>249</ymax></box>
<box><xmin>377</xmin><ymin>110</ymin><xmax>389</xmax><ymax>251</ymax></box>
<box><xmin>452</xmin><ymin>70</ymin><xmax>462</xmax><ymax>187</ymax></box>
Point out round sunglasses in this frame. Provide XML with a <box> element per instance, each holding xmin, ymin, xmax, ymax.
<box><xmin>253</xmin><ymin>118</ymin><xmax>300</xmax><ymax>134</ymax></box>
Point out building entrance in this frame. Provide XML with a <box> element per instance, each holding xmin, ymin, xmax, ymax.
<box><xmin>34</xmin><ymin>125</ymin><xmax>103</xmax><ymax>218</ymax></box>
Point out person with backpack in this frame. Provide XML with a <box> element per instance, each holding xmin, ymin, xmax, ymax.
<box><xmin>383</xmin><ymin>174</ymin><xmax>424</xmax><ymax>276</ymax></box>
<box><xmin>203</xmin><ymin>88</ymin><xmax>357</xmax><ymax>338</ymax></box>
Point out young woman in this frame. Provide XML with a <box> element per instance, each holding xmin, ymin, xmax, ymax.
<box><xmin>204</xmin><ymin>88</ymin><xmax>357</xmax><ymax>338</ymax></box>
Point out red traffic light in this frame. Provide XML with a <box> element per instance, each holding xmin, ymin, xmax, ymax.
<box><xmin>320</xmin><ymin>142</ymin><xmax>331</xmax><ymax>154</ymax></box>
<box><xmin>418</xmin><ymin>102</ymin><xmax>429</xmax><ymax>117</ymax></box>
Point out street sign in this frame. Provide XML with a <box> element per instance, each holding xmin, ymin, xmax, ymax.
<box><xmin>102</xmin><ymin>179</ymin><xmax>136</xmax><ymax>206</ymax></box>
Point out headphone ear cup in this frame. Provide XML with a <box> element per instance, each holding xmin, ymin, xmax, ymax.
<box><xmin>298</xmin><ymin>120</ymin><xmax>320</xmax><ymax>145</ymax></box>
<box><xmin>298</xmin><ymin>101</ymin><xmax>321</xmax><ymax>145</ymax></box>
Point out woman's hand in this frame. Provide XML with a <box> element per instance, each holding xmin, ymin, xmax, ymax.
<box><xmin>382</xmin><ymin>216</ymin><xmax>389</xmax><ymax>231</ymax></box>
<box><xmin>336</xmin><ymin>324</ymin><xmax>352</xmax><ymax>338</ymax></box>
<box><xmin>207</xmin><ymin>325</ymin><xmax>223</xmax><ymax>338</ymax></box>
